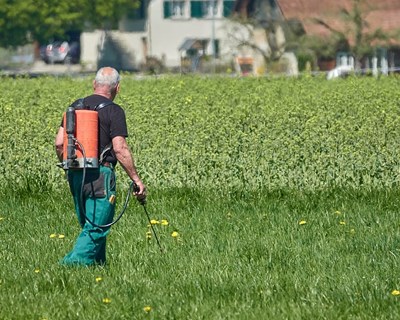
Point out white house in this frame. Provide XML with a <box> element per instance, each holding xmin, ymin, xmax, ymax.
<box><xmin>80</xmin><ymin>0</ymin><xmax>237</xmax><ymax>71</ymax></box>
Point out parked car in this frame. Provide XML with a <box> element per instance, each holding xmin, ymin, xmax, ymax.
<box><xmin>40</xmin><ymin>41</ymin><xmax>80</xmax><ymax>64</ymax></box>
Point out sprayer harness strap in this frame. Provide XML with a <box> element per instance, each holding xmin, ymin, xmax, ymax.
<box><xmin>72</xmin><ymin>98</ymin><xmax>114</xmax><ymax>112</ymax></box>
<box><xmin>94</xmin><ymin>101</ymin><xmax>114</xmax><ymax>111</ymax></box>
<box><xmin>93</xmin><ymin>100</ymin><xmax>115</xmax><ymax>164</ymax></box>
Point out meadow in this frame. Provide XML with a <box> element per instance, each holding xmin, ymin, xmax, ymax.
<box><xmin>1</xmin><ymin>75</ymin><xmax>400</xmax><ymax>319</ymax></box>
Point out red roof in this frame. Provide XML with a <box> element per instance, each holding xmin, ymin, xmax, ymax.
<box><xmin>277</xmin><ymin>0</ymin><xmax>400</xmax><ymax>38</ymax></box>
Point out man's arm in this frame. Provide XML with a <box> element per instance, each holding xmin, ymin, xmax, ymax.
<box><xmin>54</xmin><ymin>127</ymin><xmax>64</xmax><ymax>162</ymax></box>
<box><xmin>112</xmin><ymin>136</ymin><xmax>146</xmax><ymax>195</ymax></box>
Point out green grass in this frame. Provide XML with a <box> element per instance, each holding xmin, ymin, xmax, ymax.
<box><xmin>3</xmin><ymin>75</ymin><xmax>400</xmax><ymax>319</ymax></box>
<box><xmin>2</xmin><ymin>185</ymin><xmax>400</xmax><ymax>319</ymax></box>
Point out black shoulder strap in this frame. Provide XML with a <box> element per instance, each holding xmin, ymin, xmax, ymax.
<box><xmin>70</xmin><ymin>98</ymin><xmax>85</xmax><ymax>109</ymax></box>
<box><xmin>94</xmin><ymin>101</ymin><xmax>114</xmax><ymax>111</ymax></box>
<box><xmin>95</xmin><ymin>100</ymin><xmax>115</xmax><ymax>163</ymax></box>
<box><xmin>70</xmin><ymin>98</ymin><xmax>114</xmax><ymax>111</ymax></box>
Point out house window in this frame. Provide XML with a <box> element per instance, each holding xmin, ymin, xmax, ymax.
<box><xmin>164</xmin><ymin>0</ymin><xmax>187</xmax><ymax>18</ymax></box>
<box><xmin>222</xmin><ymin>0</ymin><xmax>235</xmax><ymax>17</ymax></box>
<box><xmin>191</xmin><ymin>0</ymin><xmax>218</xmax><ymax>18</ymax></box>
<box><xmin>203</xmin><ymin>0</ymin><xmax>218</xmax><ymax>17</ymax></box>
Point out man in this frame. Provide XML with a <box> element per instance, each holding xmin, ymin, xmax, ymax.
<box><xmin>54</xmin><ymin>67</ymin><xmax>146</xmax><ymax>266</ymax></box>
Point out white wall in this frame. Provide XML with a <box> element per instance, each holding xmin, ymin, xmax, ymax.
<box><xmin>81</xmin><ymin>0</ymin><xmax>238</xmax><ymax>70</ymax></box>
<box><xmin>81</xmin><ymin>30</ymin><xmax>146</xmax><ymax>71</ymax></box>
<box><xmin>148</xmin><ymin>0</ymin><xmax>232</xmax><ymax>67</ymax></box>
<box><xmin>81</xmin><ymin>31</ymin><xmax>103</xmax><ymax>71</ymax></box>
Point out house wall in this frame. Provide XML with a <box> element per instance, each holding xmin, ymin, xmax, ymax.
<box><xmin>81</xmin><ymin>30</ymin><xmax>146</xmax><ymax>71</ymax></box>
<box><xmin>81</xmin><ymin>31</ymin><xmax>103</xmax><ymax>71</ymax></box>
<box><xmin>147</xmin><ymin>0</ymin><xmax>232</xmax><ymax>67</ymax></box>
<box><xmin>80</xmin><ymin>0</ymin><xmax>237</xmax><ymax>70</ymax></box>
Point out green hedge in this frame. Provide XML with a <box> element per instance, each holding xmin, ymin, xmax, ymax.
<box><xmin>1</xmin><ymin>75</ymin><xmax>400</xmax><ymax>193</ymax></box>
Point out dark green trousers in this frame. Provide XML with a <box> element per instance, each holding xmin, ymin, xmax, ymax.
<box><xmin>61</xmin><ymin>165</ymin><xmax>116</xmax><ymax>266</ymax></box>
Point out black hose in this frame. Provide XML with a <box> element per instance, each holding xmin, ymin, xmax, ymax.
<box><xmin>74</xmin><ymin>138</ymin><xmax>133</xmax><ymax>228</ymax></box>
<box><xmin>73</xmin><ymin>139</ymin><xmax>163</xmax><ymax>252</ymax></box>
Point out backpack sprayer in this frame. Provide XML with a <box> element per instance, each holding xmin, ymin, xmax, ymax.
<box><xmin>61</xmin><ymin>102</ymin><xmax>163</xmax><ymax>252</ymax></box>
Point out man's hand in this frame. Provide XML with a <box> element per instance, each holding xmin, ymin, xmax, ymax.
<box><xmin>133</xmin><ymin>181</ymin><xmax>146</xmax><ymax>205</ymax></box>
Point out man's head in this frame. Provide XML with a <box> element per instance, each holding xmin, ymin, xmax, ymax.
<box><xmin>93</xmin><ymin>67</ymin><xmax>120</xmax><ymax>100</ymax></box>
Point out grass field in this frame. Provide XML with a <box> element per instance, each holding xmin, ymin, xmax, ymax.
<box><xmin>2</xmin><ymin>187</ymin><xmax>400</xmax><ymax>319</ymax></box>
<box><xmin>2</xmin><ymin>75</ymin><xmax>400</xmax><ymax>319</ymax></box>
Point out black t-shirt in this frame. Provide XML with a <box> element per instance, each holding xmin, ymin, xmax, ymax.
<box><xmin>62</xmin><ymin>94</ymin><xmax>128</xmax><ymax>165</ymax></box>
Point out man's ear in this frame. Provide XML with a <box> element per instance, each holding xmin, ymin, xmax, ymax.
<box><xmin>115</xmin><ymin>83</ymin><xmax>120</xmax><ymax>93</ymax></box>
<box><xmin>93</xmin><ymin>80</ymin><xmax>96</xmax><ymax>90</ymax></box>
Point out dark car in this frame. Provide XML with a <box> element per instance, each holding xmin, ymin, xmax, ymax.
<box><xmin>40</xmin><ymin>41</ymin><xmax>80</xmax><ymax>64</ymax></box>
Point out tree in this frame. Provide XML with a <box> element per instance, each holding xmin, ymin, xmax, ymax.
<box><xmin>226</xmin><ymin>0</ymin><xmax>287</xmax><ymax>66</ymax></box>
<box><xmin>0</xmin><ymin>0</ymin><xmax>140</xmax><ymax>48</ymax></box>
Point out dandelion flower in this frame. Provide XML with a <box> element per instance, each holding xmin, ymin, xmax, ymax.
<box><xmin>58</xmin><ymin>234</ymin><xmax>65</xmax><ymax>239</ymax></box>
<box><xmin>161</xmin><ymin>219</ymin><xmax>169</xmax><ymax>226</ymax></box>
<box><xmin>392</xmin><ymin>290</ymin><xmax>400</xmax><ymax>296</ymax></box>
<box><xmin>95</xmin><ymin>277</ymin><xmax>102</xmax><ymax>283</ymax></box>
<box><xmin>102</xmin><ymin>298</ymin><xmax>111</xmax><ymax>304</ymax></box>
<box><xmin>0</xmin><ymin>217</ymin><xmax>4</xmax><ymax>221</ymax></box>
<box><xmin>171</xmin><ymin>231</ymin><xmax>179</xmax><ymax>238</ymax></box>
<box><xmin>350</xmin><ymin>229</ymin><xmax>355</xmax><ymax>234</ymax></box>
<box><xmin>299</xmin><ymin>220</ymin><xmax>307</xmax><ymax>225</ymax></box>
<box><xmin>34</xmin><ymin>269</ymin><xmax>40</xmax><ymax>273</ymax></box>
<box><xmin>339</xmin><ymin>221</ymin><xmax>346</xmax><ymax>225</ymax></box>
<box><xmin>49</xmin><ymin>233</ymin><xmax>57</xmax><ymax>238</ymax></box>
<box><xmin>146</xmin><ymin>231</ymin><xmax>152</xmax><ymax>239</ymax></box>
<box><xmin>143</xmin><ymin>306</ymin><xmax>152</xmax><ymax>312</ymax></box>
<box><xmin>150</xmin><ymin>219</ymin><xmax>159</xmax><ymax>225</ymax></box>
<box><xmin>335</xmin><ymin>211</ymin><xmax>341</xmax><ymax>215</ymax></box>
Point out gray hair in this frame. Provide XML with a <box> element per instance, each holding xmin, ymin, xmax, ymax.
<box><xmin>94</xmin><ymin>67</ymin><xmax>120</xmax><ymax>88</ymax></box>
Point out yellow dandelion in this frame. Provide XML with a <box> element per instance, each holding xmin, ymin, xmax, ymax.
<box><xmin>150</xmin><ymin>219</ymin><xmax>159</xmax><ymax>225</ymax></box>
<box><xmin>146</xmin><ymin>231</ymin><xmax>152</xmax><ymax>239</ymax></box>
<box><xmin>102</xmin><ymin>298</ymin><xmax>111</xmax><ymax>304</ymax></box>
<box><xmin>171</xmin><ymin>231</ymin><xmax>179</xmax><ymax>238</ymax></box>
<box><xmin>58</xmin><ymin>234</ymin><xmax>65</xmax><ymax>239</ymax></box>
<box><xmin>34</xmin><ymin>268</ymin><xmax>40</xmax><ymax>273</ymax></box>
<box><xmin>49</xmin><ymin>233</ymin><xmax>57</xmax><ymax>238</ymax></box>
<box><xmin>161</xmin><ymin>219</ymin><xmax>169</xmax><ymax>226</ymax></box>
<box><xmin>350</xmin><ymin>229</ymin><xmax>355</xmax><ymax>234</ymax></box>
<box><xmin>143</xmin><ymin>306</ymin><xmax>152</xmax><ymax>312</ymax></box>
<box><xmin>335</xmin><ymin>211</ymin><xmax>341</xmax><ymax>215</ymax></box>
<box><xmin>95</xmin><ymin>277</ymin><xmax>102</xmax><ymax>283</ymax></box>
<box><xmin>299</xmin><ymin>220</ymin><xmax>307</xmax><ymax>225</ymax></box>
<box><xmin>0</xmin><ymin>217</ymin><xmax>4</xmax><ymax>221</ymax></box>
<box><xmin>392</xmin><ymin>290</ymin><xmax>400</xmax><ymax>296</ymax></box>
<box><xmin>339</xmin><ymin>221</ymin><xmax>346</xmax><ymax>225</ymax></box>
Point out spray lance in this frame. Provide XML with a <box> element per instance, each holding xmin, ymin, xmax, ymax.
<box><xmin>132</xmin><ymin>184</ymin><xmax>163</xmax><ymax>253</ymax></box>
<box><xmin>61</xmin><ymin>103</ymin><xmax>163</xmax><ymax>252</ymax></box>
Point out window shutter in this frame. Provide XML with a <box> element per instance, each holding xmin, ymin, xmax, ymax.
<box><xmin>191</xmin><ymin>1</ymin><xmax>203</xmax><ymax>18</ymax></box>
<box><xmin>223</xmin><ymin>0</ymin><xmax>235</xmax><ymax>17</ymax></box>
<box><xmin>164</xmin><ymin>1</ymin><xmax>172</xmax><ymax>18</ymax></box>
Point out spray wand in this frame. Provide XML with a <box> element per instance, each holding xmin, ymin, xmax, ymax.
<box><xmin>133</xmin><ymin>184</ymin><xmax>164</xmax><ymax>253</ymax></box>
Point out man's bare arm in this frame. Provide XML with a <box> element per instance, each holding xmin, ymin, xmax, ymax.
<box><xmin>112</xmin><ymin>136</ymin><xmax>145</xmax><ymax>194</ymax></box>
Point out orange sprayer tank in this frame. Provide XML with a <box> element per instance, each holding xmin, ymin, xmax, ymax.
<box><xmin>63</xmin><ymin>110</ymin><xmax>99</xmax><ymax>169</ymax></box>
